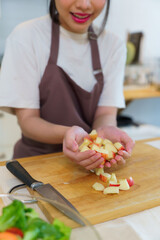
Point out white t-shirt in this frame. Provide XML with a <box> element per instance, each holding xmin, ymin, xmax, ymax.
<box><xmin>0</xmin><ymin>15</ymin><xmax>126</xmax><ymax>113</ymax></box>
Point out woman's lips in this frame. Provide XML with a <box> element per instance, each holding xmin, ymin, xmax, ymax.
<box><xmin>71</xmin><ymin>12</ymin><xmax>91</xmax><ymax>23</ymax></box>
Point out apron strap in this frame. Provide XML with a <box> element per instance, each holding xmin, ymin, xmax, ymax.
<box><xmin>49</xmin><ymin>21</ymin><xmax>104</xmax><ymax>83</ymax></box>
<box><xmin>88</xmin><ymin>26</ymin><xmax>104</xmax><ymax>82</ymax></box>
<box><xmin>49</xmin><ymin>21</ymin><xmax>60</xmax><ymax>64</ymax></box>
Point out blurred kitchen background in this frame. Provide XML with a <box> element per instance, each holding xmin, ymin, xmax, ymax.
<box><xmin>0</xmin><ymin>0</ymin><xmax>160</xmax><ymax>161</ymax></box>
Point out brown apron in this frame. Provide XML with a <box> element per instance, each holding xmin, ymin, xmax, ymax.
<box><xmin>13</xmin><ymin>21</ymin><xmax>104</xmax><ymax>158</ymax></box>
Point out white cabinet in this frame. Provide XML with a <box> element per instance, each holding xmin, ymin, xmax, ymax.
<box><xmin>0</xmin><ymin>111</ymin><xmax>21</xmax><ymax>161</ymax></box>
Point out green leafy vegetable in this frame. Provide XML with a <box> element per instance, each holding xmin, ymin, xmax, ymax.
<box><xmin>23</xmin><ymin>218</ymin><xmax>63</xmax><ymax>240</ymax></box>
<box><xmin>0</xmin><ymin>200</ymin><xmax>71</xmax><ymax>240</ymax></box>
<box><xmin>24</xmin><ymin>205</ymin><xmax>39</xmax><ymax>220</ymax></box>
<box><xmin>53</xmin><ymin>219</ymin><xmax>71</xmax><ymax>240</ymax></box>
<box><xmin>0</xmin><ymin>200</ymin><xmax>27</xmax><ymax>232</ymax></box>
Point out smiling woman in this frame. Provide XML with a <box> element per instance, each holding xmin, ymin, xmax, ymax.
<box><xmin>0</xmin><ymin>0</ymin><xmax>134</xmax><ymax>169</ymax></box>
<box><xmin>49</xmin><ymin>0</ymin><xmax>110</xmax><ymax>35</ymax></box>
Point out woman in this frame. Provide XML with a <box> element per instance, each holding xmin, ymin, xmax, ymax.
<box><xmin>0</xmin><ymin>0</ymin><xmax>134</xmax><ymax>170</ymax></box>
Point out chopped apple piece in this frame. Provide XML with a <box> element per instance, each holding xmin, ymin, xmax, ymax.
<box><xmin>127</xmin><ymin>177</ymin><xmax>134</xmax><ymax>187</ymax></box>
<box><xmin>92</xmin><ymin>168</ymin><xmax>134</xmax><ymax>194</ymax></box>
<box><xmin>89</xmin><ymin>130</ymin><xmax>98</xmax><ymax>140</ymax></box>
<box><xmin>98</xmin><ymin>148</ymin><xmax>108</xmax><ymax>160</ymax></box>
<box><xmin>90</xmin><ymin>144</ymin><xmax>100</xmax><ymax>152</ymax></box>
<box><xmin>108</xmin><ymin>151</ymin><xmax>116</xmax><ymax>160</ymax></box>
<box><xmin>110</xmin><ymin>173</ymin><xmax>117</xmax><ymax>183</ymax></box>
<box><xmin>114</xmin><ymin>142</ymin><xmax>125</xmax><ymax>151</ymax></box>
<box><xmin>94</xmin><ymin>168</ymin><xmax>104</xmax><ymax>176</ymax></box>
<box><xmin>109</xmin><ymin>180</ymin><xmax>118</xmax><ymax>185</ymax></box>
<box><xmin>119</xmin><ymin>179</ymin><xmax>130</xmax><ymax>190</ymax></box>
<box><xmin>80</xmin><ymin>146</ymin><xmax>90</xmax><ymax>152</ymax></box>
<box><xmin>94</xmin><ymin>137</ymin><xmax>103</xmax><ymax>146</ymax></box>
<box><xmin>102</xmin><ymin>139</ymin><xmax>112</xmax><ymax>145</ymax></box>
<box><xmin>103</xmin><ymin>187</ymin><xmax>119</xmax><ymax>194</ymax></box>
<box><xmin>104</xmin><ymin>143</ymin><xmax>118</xmax><ymax>153</ymax></box>
<box><xmin>101</xmin><ymin>172</ymin><xmax>111</xmax><ymax>180</ymax></box>
<box><xmin>99</xmin><ymin>174</ymin><xmax>108</xmax><ymax>183</ymax></box>
<box><xmin>100</xmin><ymin>172</ymin><xmax>112</xmax><ymax>183</ymax></box>
<box><xmin>79</xmin><ymin>137</ymin><xmax>93</xmax><ymax>151</ymax></box>
<box><xmin>92</xmin><ymin>182</ymin><xmax>105</xmax><ymax>191</ymax></box>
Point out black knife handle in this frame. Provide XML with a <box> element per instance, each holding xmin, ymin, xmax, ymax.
<box><xmin>6</xmin><ymin>160</ymin><xmax>40</xmax><ymax>188</ymax></box>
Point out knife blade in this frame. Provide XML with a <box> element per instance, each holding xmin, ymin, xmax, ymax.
<box><xmin>6</xmin><ymin>160</ymin><xmax>85</xmax><ymax>226</ymax></box>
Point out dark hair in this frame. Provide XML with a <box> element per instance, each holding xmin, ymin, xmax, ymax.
<box><xmin>49</xmin><ymin>0</ymin><xmax>59</xmax><ymax>24</ymax></box>
<box><xmin>49</xmin><ymin>0</ymin><xmax>110</xmax><ymax>36</ymax></box>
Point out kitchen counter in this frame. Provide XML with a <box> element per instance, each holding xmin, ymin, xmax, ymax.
<box><xmin>124</xmin><ymin>84</ymin><xmax>160</xmax><ymax>102</ymax></box>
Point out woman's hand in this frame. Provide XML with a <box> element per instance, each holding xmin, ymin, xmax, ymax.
<box><xmin>97</xmin><ymin>125</ymin><xmax>135</xmax><ymax>168</ymax></box>
<box><xmin>63</xmin><ymin>126</ymin><xmax>104</xmax><ymax>170</ymax></box>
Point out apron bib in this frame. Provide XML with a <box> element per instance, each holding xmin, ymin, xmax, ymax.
<box><xmin>13</xmin><ymin>22</ymin><xmax>104</xmax><ymax>158</ymax></box>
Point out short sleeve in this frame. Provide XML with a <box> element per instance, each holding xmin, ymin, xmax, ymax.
<box><xmin>98</xmin><ymin>40</ymin><xmax>126</xmax><ymax>109</ymax></box>
<box><xmin>0</xmin><ymin>32</ymin><xmax>40</xmax><ymax>113</ymax></box>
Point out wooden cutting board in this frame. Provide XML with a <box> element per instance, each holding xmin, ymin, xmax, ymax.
<box><xmin>4</xmin><ymin>138</ymin><xmax>160</xmax><ymax>227</ymax></box>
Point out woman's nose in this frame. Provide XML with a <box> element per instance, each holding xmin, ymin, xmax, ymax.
<box><xmin>75</xmin><ymin>0</ymin><xmax>92</xmax><ymax>10</ymax></box>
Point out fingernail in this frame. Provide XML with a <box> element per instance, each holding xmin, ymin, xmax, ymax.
<box><xmin>115</xmin><ymin>155</ymin><xmax>122</xmax><ymax>161</ymax></box>
<box><xmin>110</xmin><ymin>159</ymin><xmax>116</xmax><ymax>164</ymax></box>
<box><xmin>118</xmin><ymin>150</ymin><xmax>124</xmax><ymax>156</ymax></box>
<box><xmin>105</xmin><ymin>162</ymin><xmax>111</xmax><ymax>168</ymax></box>
<box><xmin>99</xmin><ymin>164</ymin><xmax>104</xmax><ymax>168</ymax></box>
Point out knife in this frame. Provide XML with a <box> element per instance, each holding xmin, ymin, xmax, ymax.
<box><xmin>6</xmin><ymin>160</ymin><xmax>85</xmax><ymax>226</ymax></box>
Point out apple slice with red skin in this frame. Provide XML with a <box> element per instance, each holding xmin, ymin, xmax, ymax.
<box><xmin>99</xmin><ymin>172</ymin><xmax>111</xmax><ymax>182</ymax></box>
<box><xmin>99</xmin><ymin>174</ymin><xmax>108</xmax><ymax>183</ymax></box>
<box><xmin>109</xmin><ymin>183</ymin><xmax>120</xmax><ymax>187</ymax></box>
<box><xmin>114</xmin><ymin>142</ymin><xmax>125</xmax><ymax>151</ymax></box>
<box><xmin>119</xmin><ymin>179</ymin><xmax>130</xmax><ymax>190</ymax></box>
<box><xmin>127</xmin><ymin>177</ymin><xmax>134</xmax><ymax>187</ymax></box>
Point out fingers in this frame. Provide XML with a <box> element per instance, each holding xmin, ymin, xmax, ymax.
<box><xmin>78</xmin><ymin>151</ymin><xmax>101</xmax><ymax>163</ymax></box>
<box><xmin>105</xmin><ymin>162</ymin><xmax>111</xmax><ymax>168</ymax></box>
<box><xmin>121</xmin><ymin>134</ymin><xmax>135</xmax><ymax>154</ymax></box>
<box><xmin>115</xmin><ymin>154</ymin><xmax>126</xmax><ymax>165</ymax></box>
<box><xmin>118</xmin><ymin>150</ymin><xmax>131</xmax><ymax>159</ymax></box>
<box><xmin>64</xmin><ymin>148</ymin><xmax>94</xmax><ymax>162</ymax></box>
<box><xmin>125</xmin><ymin>140</ymin><xmax>135</xmax><ymax>154</ymax></box>
<box><xmin>64</xmin><ymin>135</ymin><xmax>78</xmax><ymax>152</ymax></box>
<box><xmin>105</xmin><ymin>159</ymin><xmax>116</xmax><ymax>168</ymax></box>
<box><xmin>77</xmin><ymin>151</ymin><xmax>104</xmax><ymax>170</ymax></box>
<box><xmin>81</xmin><ymin>157</ymin><xmax>105</xmax><ymax>170</ymax></box>
<box><xmin>64</xmin><ymin>147</ymin><xmax>105</xmax><ymax>170</ymax></box>
<box><xmin>105</xmin><ymin>155</ymin><xmax>126</xmax><ymax>168</ymax></box>
<box><xmin>78</xmin><ymin>151</ymin><xmax>127</xmax><ymax>170</ymax></box>
<box><xmin>110</xmin><ymin>159</ymin><xmax>117</xmax><ymax>165</ymax></box>
<box><xmin>63</xmin><ymin>126</ymin><xmax>88</xmax><ymax>152</ymax></box>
